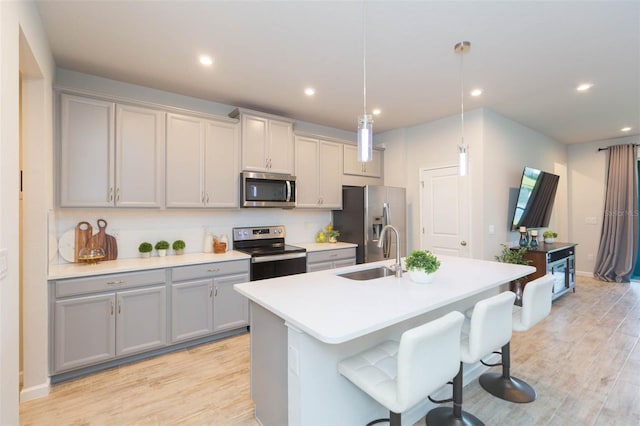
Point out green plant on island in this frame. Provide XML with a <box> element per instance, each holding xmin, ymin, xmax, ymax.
<box><xmin>542</xmin><ymin>231</ymin><xmax>558</xmax><ymax>238</ymax></box>
<box><xmin>138</xmin><ymin>242</ymin><xmax>153</xmax><ymax>253</ymax></box>
<box><xmin>155</xmin><ymin>240</ymin><xmax>170</xmax><ymax>250</ymax></box>
<box><xmin>172</xmin><ymin>240</ymin><xmax>186</xmax><ymax>251</ymax></box>
<box><xmin>405</xmin><ymin>250</ymin><xmax>441</xmax><ymax>273</ymax></box>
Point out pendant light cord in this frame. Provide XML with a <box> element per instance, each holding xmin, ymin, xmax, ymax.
<box><xmin>363</xmin><ymin>1</ymin><xmax>367</xmax><ymax>116</ymax></box>
<box><xmin>459</xmin><ymin>47</ymin><xmax>464</xmax><ymax>147</ymax></box>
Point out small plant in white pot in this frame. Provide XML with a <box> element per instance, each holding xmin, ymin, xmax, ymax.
<box><xmin>543</xmin><ymin>231</ymin><xmax>557</xmax><ymax>244</ymax></box>
<box><xmin>404</xmin><ymin>250</ymin><xmax>441</xmax><ymax>284</ymax></box>
<box><xmin>138</xmin><ymin>242</ymin><xmax>153</xmax><ymax>258</ymax></box>
<box><xmin>172</xmin><ymin>240</ymin><xmax>186</xmax><ymax>255</ymax></box>
<box><xmin>155</xmin><ymin>240</ymin><xmax>169</xmax><ymax>257</ymax></box>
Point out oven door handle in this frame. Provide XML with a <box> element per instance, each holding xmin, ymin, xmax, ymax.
<box><xmin>251</xmin><ymin>252</ymin><xmax>307</xmax><ymax>263</ymax></box>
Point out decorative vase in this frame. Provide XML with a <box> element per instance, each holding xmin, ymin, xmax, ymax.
<box><xmin>157</xmin><ymin>249</ymin><xmax>167</xmax><ymax>257</ymax></box>
<box><xmin>329</xmin><ymin>236</ymin><xmax>337</xmax><ymax>243</ymax></box>
<box><xmin>519</xmin><ymin>232</ymin><xmax>529</xmax><ymax>247</ymax></box>
<box><xmin>530</xmin><ymin>235</ymin><xmax>539</xmax><ymax>249</ymax></box>
<box><xmin>140</xmin><ymin>252</ymin><xmax>151</xmax><ymax>258</ymax></box>
<box><xmin>544</xmin><ymin>237</ymin><xmax>555</xmax><ymax>244</ymax></box>
<box><xmin>408</xmin><ymin>270</ymin><xmax>435</xmax><ymax>284</ymax></box>
<box><xmin>175</xmin><ymin>249</ymin><xmax>184</xmax><ymax>255</ymax></box>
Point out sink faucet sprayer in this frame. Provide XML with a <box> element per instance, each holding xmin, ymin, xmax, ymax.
<box><xmin>378</xmin><ymin>225</ymin><xmax>402</xmax><ymax>278</ymax></box>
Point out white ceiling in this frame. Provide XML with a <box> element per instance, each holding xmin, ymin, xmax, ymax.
<box><xmin>35</xmin><ymin>1</ymin><xmax>640</xmax><ymax>144</ymax></box>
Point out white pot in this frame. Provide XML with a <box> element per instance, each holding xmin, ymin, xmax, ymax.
<box><xmin>140</xmin><ymin>252</ymin><xmax>151</xmax><ymax>258</ymax></box>
<box><xmin>544</xmin><ymin>237</ymin><xmax>555</xmax><ymax>244</ymax></box>
<box><xmin>407</xmin><ymin>270</ymin><xmax>435</xmax><ymax>284</ymax></box>
<box><xmin>157</xmin><ymin>249</ymin><xmax>167</xmax><ymax>257</ymax></box>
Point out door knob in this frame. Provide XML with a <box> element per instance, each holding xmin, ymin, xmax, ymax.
<box><xmin>460</xmin><ymin>241</ymin><xmax>467</xmax><ymax>246</ymax></box>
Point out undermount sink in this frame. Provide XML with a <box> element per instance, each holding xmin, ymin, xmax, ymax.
<box><xmin>337</xmin><ymin>266</ymin><xmax>405</xmax><ymax>281</ymax></box>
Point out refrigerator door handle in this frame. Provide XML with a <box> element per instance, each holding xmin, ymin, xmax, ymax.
<box><xmin>382</xmin><ymin>203</ymin><xmax>391</xmax><ymax>258</ymax></box>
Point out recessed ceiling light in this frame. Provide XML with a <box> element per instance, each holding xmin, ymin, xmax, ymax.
<box><xmin>621</xmin><ymin>127</ymin><xmax>632</xmax><ymax>132</ymax></box>
<box><xmin>576</xmin><ymin>83</ymin><xmax>594</xmax><ymax>92</ymax></box>
<box><xmin>199</xmin><ymin>55</ymin><xmax>214</xmax><ymax>66</ymax></box>
<box><xmin>304</xmin><ymin>87</ymin><xmax>315</xmax><ymax>96</ymax></box>
<box><xmin>372</xmin><ymin>108</ymin><xmax>381</xmax><ymax>116</ymax></box>
<box><xmin>470</xmin><ymin>88</ymin><xmax>483</xmax><ymax>97</ymax></box>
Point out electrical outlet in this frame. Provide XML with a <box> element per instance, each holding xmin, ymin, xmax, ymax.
<box><xmin>488</xmin><ymin>225</ymin><xmax>495</xmax><ymax>235</ymax></box>
<box><xmin>587</xmin><ymin>253</ymin><xmax>594</xmax><ymax>261</ymax></box>
<box><xmin>0</xmin><ymin>248</ymin><xmax>8</xmax><ymax>280</ymax></box>
<box><xmin>585</xmin><ymin>216</ymin><xmax>598</xmax><ymax>225</ymax></box>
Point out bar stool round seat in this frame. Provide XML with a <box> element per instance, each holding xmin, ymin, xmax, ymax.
<box><xmin>479</xmin><ymin>275</ymin><xmax>555</xmax><ymax>403</ymax></box>
<box><xmin>338</xmin><ymin>311</ymin><xmax>465</xmax><ymax>426</ymax></box>
<box><xmin>427</xmin><ymin>291</ymin><xmax>516</xmax><ymax>426</ymax></box>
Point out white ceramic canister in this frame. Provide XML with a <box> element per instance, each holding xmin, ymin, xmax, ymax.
<box><xmin>203</xmin><ymin>230</ymin><xmax>213</xmax><ymax>253</ymax></box>
<box><xmin>219</xmin><ymin>234</ymin><xmax>229</xmax><ymax>251</ymax></box>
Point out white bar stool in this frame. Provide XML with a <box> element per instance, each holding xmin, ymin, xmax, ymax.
<box><xmin>338</xmin><ymin>311</ymin><xmax>465</xmax><ymax>426</ymax></box>
<box><xmin>478</xmin><ymin>274</ymin><xmax>554</xmax><ymax>403</ymax></box>
<box><xmin>427</xmin><ymin>291</ymin><xmax>516</xmax><ymax>426</ymax></box>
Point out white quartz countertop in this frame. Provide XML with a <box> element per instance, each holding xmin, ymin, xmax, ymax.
<box><xmin>48</xmin><ymin>251</ymin><xmax>251</xmax><ymax>280</ymax></box>
<box><xmin>234</xmin><ymin>256</ymin><xmax>535</xmax><ymax>345</ymax></box>
<box><xmin>294</xmin><ymin>242</ymin><xmax>357</xmax><ymax>251</ymax></box>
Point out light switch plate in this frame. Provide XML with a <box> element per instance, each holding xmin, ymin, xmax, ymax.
<box><xmin>0</xmin><ymin>248</ymin><xmax>8</xmax><ymax>280</ymax></box>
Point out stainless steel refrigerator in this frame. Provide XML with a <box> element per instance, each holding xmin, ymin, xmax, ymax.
<box><xmin>332</xmin><ymin>185</ymin><xmax>406</xmax><ymax>264</ymax></box>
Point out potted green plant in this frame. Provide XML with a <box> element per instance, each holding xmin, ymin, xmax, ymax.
<box><xmin>495</xmin><ymin>243</ymin><xmax>532</xmax><ymax>304</ymax></box>
<box><xmin>325</xmin><ymin>229</ymin><xmax>340</xmax><ymax>243</ymax></box>
<box><xmin>542</xmin><ymin>231</ymin><xmax>558</xmax><ymax>244</ymax></box>
<box><xmin>172</xmin><ymin>239</ymin><xmax>186</xmax><ymax>255</ymax></box>
<box><xmin>404</xmin><ymin>250</ymin><xmax>441</xmax><ymax>283</ymax></box>
<box><xmin>155</xmin><ymin>240</ymin><xmax>170</xmax><ymax>257</ymax></box>
<box><xmin>138</xmin><ymin>242</ymin><xmax>153</xmax><ymax>258</ymax></box>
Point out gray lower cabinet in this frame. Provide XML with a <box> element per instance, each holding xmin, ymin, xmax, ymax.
<box><xmin>170</xmin><ymin>260</ymin><xmax>250</xmax><ymax>343</ymax></box>
<box><xmin>51</xmin><ymin>259</ymin><xmax>251</xmax><ymax>378</ymax></box>
<box><xmin>52</xmin><ymin>269</ymin><xmax>168</xmax><ymax>374</ymax></box>
<box><xmin>306</xmin><ymin>247</ymin><xmax>357</xmax><ymax>272</ymax></box>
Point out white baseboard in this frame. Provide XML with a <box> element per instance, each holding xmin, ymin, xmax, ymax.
<box><xmin>20</xmin><ymin>379</ymin><xmax>50</xmax><ymax>402</ymax></box>
<box><xmin>576</xmin><ymin>270</ymin><xmax>594</xmax><ymax>277</ymax></box>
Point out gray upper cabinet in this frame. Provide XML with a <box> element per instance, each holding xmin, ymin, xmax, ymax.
<box><xmin>343</xmin><ymin>145</ymin><xmax>382</xmax><ymax>178</ymax></box>
<box><xmin>294</xmin><ymin>136</ymin><xmax>343</xmax><ymax>209</ymax></box>
<box><xmin>230</xmin><ymin>109</ymin><xmax>294</xmax><ymax>174</ymax></box>
<box><xmin>166</xmin><ymin>113</ymin><xmax>239</xmax><ymax>208</ymax></box>
<box><xmin>58</xmin><ymin>93</ymin><xmax>165</xmax><ymax>208</ymax></box>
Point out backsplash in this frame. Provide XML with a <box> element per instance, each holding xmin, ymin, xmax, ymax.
<box><xmin>50</xmin><ymin>209</ymin><xmax>331</xmax><ymax>264</ymax></box>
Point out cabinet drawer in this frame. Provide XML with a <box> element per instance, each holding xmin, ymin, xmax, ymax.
<box><xmin>171</xmin><ymin>260</ymin><xmax>249</xmax><ymax>282</ymax></box>
<box><xmin>307</xmin><ymin>248</ymin><xmax>356</xmax><ymax>264</ymax></box>
<box><xmin>55</xmin><ymin>269</ymin><xmax>167</xmax><ymax>298</ymax></box>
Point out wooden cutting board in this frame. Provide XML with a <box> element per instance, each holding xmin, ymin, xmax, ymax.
<box><xmin>74</xmin><ymin>221</ymin><xmax>93</xmax><ymax>262</ymax></box>
<box><xmin>86</xmin><ymin>219</ymin><xmax>118</xmax><ymax>261</ymax></box>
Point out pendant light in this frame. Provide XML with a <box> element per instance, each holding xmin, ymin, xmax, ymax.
<box><xmin>455</xmin><ymin>41</ymin><xmax>470</xmax><ymax>176</ymax></box>
<box><xmin>357</xmin><ymin>2</ymin><xmax>373</xmax><ymax>162</ymax></box>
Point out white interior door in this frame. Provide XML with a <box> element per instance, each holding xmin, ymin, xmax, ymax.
<box><xmin>419</xmin><ymin>166</ymin><xmax>469</xmax><ymax>257</ymax></box>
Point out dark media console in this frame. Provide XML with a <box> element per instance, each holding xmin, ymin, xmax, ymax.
<box><xmin>512</xmin><ymin>242</ymin><xmax>576</xmax><ymax>301</ymax></box>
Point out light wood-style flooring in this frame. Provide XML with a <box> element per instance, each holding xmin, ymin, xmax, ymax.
<box><xmin>20</xmin><ymin>276</ymin><xmax>640</xmax><ymax>426</ymax></box>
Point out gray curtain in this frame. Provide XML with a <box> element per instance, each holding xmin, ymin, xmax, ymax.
<box><xmin>594</xmin><ymin>144</ymin><xmax>638</xmax><ymax>282</ymax></box>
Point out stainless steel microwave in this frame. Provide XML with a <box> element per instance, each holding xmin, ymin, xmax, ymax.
<box><xmin>241</xmin><ymin>172</ymin><xmax>297</xmax><ymax>208</ymax></box>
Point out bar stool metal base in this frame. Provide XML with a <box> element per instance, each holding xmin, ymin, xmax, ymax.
<box><xmin>426</xmin><ymin>407</ymin><xmax>485</xmax><ymax>426</ymax></box>
<box><xmin>479</xmin><ymin>372</ymin><xmax>536</xmax><ymax>403</ymax></box>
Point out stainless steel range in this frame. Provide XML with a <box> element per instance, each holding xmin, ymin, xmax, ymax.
<box><xmin>233</xmin><ymin>225</ymin><xmax>307</xmax><ymax>281</ymax></box>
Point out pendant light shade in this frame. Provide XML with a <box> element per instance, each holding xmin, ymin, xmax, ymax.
<box><xmin>358</xmin><ymin>114</ymin><xmax>373</xmax><ymax>162</ymax></box>
<box><xmin>357</xmin><ymin>2</ymin><xmax>373</xmax><ymax>162</ymax></box>
<box><xmin>455</xmin><ymin>41</ymin><xmax>470</xmax><ymax>176</ymax></box>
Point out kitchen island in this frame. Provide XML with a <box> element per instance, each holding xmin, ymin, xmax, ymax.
<box><xmin>234</xmin><ymin>256</ymin><xmax>534</xmax><ymax>426</ymax></box>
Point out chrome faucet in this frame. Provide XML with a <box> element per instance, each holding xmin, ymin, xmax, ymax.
<box><xmin>378</xmin><ymin>225</ymin><xmax>402</xmax><ymax>278</ymax></box>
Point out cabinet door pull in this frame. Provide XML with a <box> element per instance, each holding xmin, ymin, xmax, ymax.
<box><xmin>116</xmin><ymin>187</ymin><xmax>120</xmax><ymax>202</ymax></box>
<box><xmin>110</xmin><ymin>301</ymin><xmax>114</xmax><ymax>315</ymax></box>
<box><xmin>214</xmin><ymin>286</ymin><xmax>218</xmax><ymax>297</ymax></box>
<box><xmin>107</xmin><ymin>280</ymin><xmax>124</xmax><ymax>285</ymax></box>
<box><xmin>117</xmin><ymin>300</ymin><xmax>121</xmax><ymax>314</ymax></box>
<box><xmin>109</xmin><ymin>187</ymin><xmax>114</xmax><ymax>202</ymax></box>
<box><xmin>330</xmin><ymin>254</ymin><xmax>337</xmax><ymax>258</ymax></box>
<box><xmin>207</xmin><ymin>268</ymin><xmax>220</xmax><ymax>273</ymax></box>
<box><xmin>209</xmin><ymin>285</ymin><xmax>213</xmax><ymax>298</ymax></box>
<box><xmin>206</xmin><ymin>192</ymin><xmax>209</xmax><ymax>203</ymax></box>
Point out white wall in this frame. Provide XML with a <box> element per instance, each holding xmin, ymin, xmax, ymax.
<box><xmin>1</xmin><ymin>0</ymin><xmax>55</xmax><ymax>423</ymax></box>
<box><xmin>567</xmin><ymin>135</ymin><xmax>639</xmax><ymax>275</ymax></box>
<box><xmin>482</xmin><ymin>109</ymin><xmax>568</xmax><ymax>259</ymax></box>
<box><xmin>378</xmin><ymin>108</ymin><xmax>568</xmax><ymax>261</ymax></box>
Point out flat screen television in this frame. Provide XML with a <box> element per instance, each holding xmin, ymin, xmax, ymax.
<box><xmin>510</xmin><ymin>166</ymin><xmax>560</xmax><ymax>231</ymax></box>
